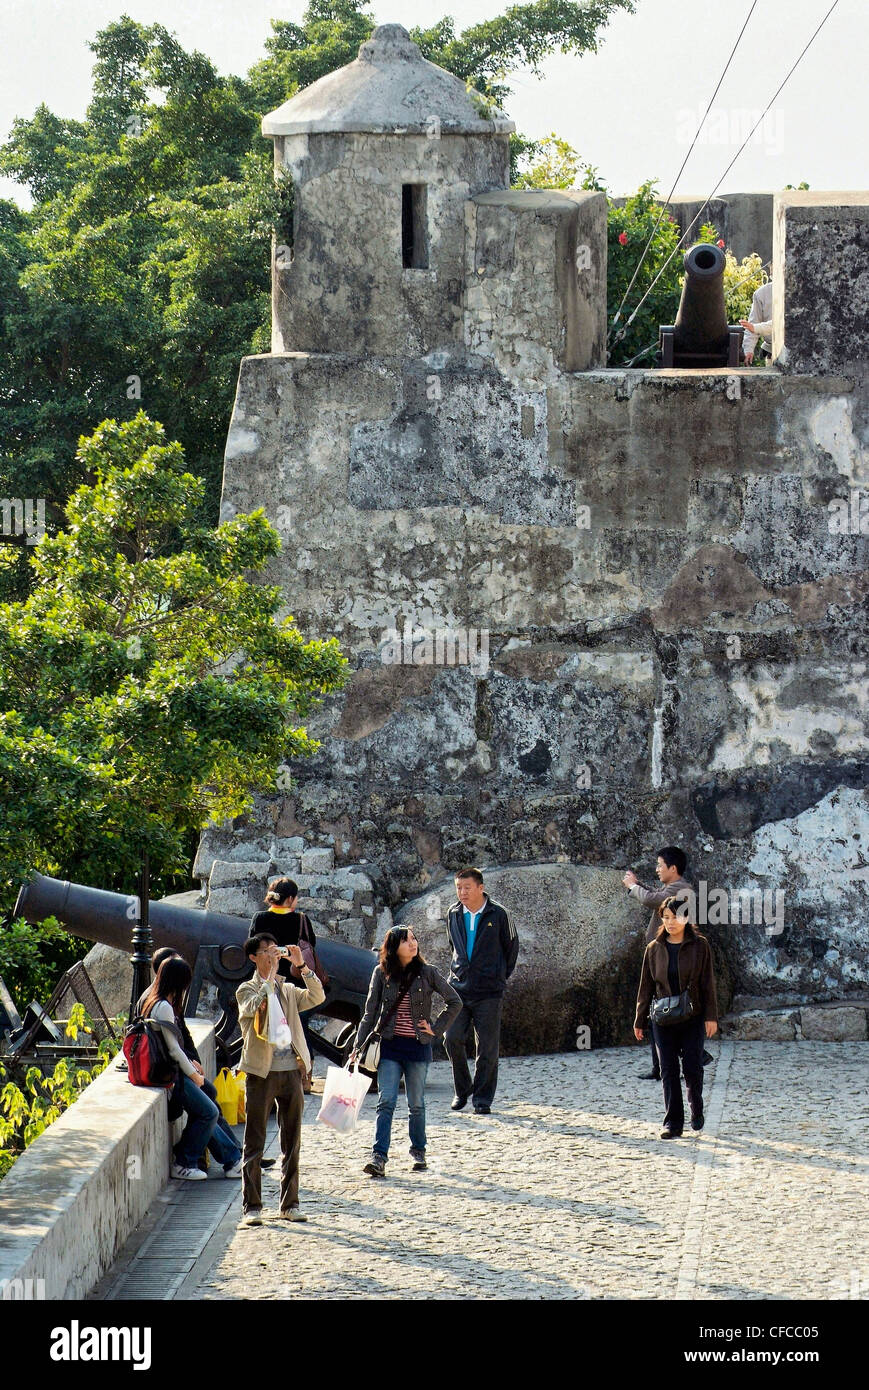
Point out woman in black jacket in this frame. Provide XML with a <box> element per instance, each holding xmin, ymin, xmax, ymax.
<box><xmin>634</xmin><ymin>895</ymin><xmax>719</xmax><ymax>1140</ymax></box>
<box><xmin>352</xmin><ymin>927</ymin><xmax>461</xmax><ymax>1178</ymax></box>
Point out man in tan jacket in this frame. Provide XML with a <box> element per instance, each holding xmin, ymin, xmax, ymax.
<box><xmin>236</xmin><ymin>932</ymin><xmax>325</xmax><ymax>1226</ymax></box>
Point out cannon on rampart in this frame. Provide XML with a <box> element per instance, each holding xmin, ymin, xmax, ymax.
<box><xmin>14</xmin><ymin>873</ymin><xmax>377</xmax><ymax>1067</ymax></box>
<box><xmin>658</xmin><ymin>242</ymin><xmax>742</xmax><ymax>367</ymax></box>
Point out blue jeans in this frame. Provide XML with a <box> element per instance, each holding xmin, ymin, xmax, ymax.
<box><xmin>373</xmin><ymin>1058</ymin><xmax>429</xmax><ymax>1158</ymax></box>
<box><xmin>174</xmin><ymin>1075</ymin><xmax>223</xmax><ymax>1169</ymax></box>
<box><xmin>201</xmin><ymin>1078</ymin><xmax>242</xmax><ymax>1168</ymax></box>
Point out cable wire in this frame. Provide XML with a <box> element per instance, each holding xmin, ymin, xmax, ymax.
<box><xmin>609</xmin><ymin>0</ymin><xmax>841</xmax><ymax>353</ymax></box>
<box><xmin>608</xmin><ymin>0</ymin><xmax>760</xmax><ymax>341</ymax></box>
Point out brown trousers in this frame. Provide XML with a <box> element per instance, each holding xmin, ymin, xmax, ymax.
<box><xmin>242</xmin><ymin>1069</ymin><xmax>304</xmax><ymax>1214</ymax></box>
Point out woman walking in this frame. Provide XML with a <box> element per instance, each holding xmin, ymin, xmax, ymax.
<box><xmin>634</xmin><ymin>895</ymin><xmax>719</xmax><ymax>1139</ymax></box>
<box><xmin>142</xmin><ymin>957</ymin><xmax>242</xmax><ymax>1180</ymax></box>
<box><xmin>352</xmin><ymin>927</ymin><xmax>461</xmax><ymax>1177</ymax></box>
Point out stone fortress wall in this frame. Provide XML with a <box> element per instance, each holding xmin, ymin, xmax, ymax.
<box><xmin>200</xmin><ymin>25</ymin><xmax>869</xmax><ymax>1050</ymax></box>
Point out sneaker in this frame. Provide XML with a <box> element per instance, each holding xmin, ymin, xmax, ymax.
<box><xmin>450</xmin><ymin>1095</ymin><xmax>469</xmax><ymax>1111</ymax></box>
<box><xmin>261</xmin><ymin>1157</ymin><xmax>277</xmax><ymax>1169</ymax></box>
<box><xmin>690</xmin><ymin>1110</ymin><xmax>705</xmax><ymax>1131</ymax></box>
<box><xmin>276</xmin><ymin>1208</ymin><xmax>308</xmax><ymax>1222</ymax></box>
<box><xmin>410</xmin><ymin>1150</ymin><xmax>428</xmax><ymax>1171</ymax></box>
<box><xmin>473</xmin><ymin>1104</ymin><xmax>491</xmax><ymax>1115</ymax></box>
<box><xmin>224</xmin><ymin>1160</ymin><xmax>243</xmax><ymax>1177</ymax></box>
<box><xmin>240</xmin><ymin>1210</ymin><xmax>263</xmax><ymax>1227</ymax></box>
<box><xmin>363</xmin><ymin>1153</ymin><xmax>387</xmax><ymax>1178</ymax></box>
<box><xmin>171</xmin><ymin>1163</ymin><xmax>207</xmax><ymax>1180</ymax></box>
<box><xmin>659</xmin><ymin>1127</ymin><xmax>682</xmax><ymax>1140</ymax></box>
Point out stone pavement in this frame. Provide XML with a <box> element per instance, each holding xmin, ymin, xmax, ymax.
<box><xmin>93</xmin><ymin>1042</ymin><xmax>868</xmax><ymax>1301</ymax></box>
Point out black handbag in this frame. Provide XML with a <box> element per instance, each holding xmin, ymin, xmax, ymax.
<box><xmin>649</xmin><ymin>989</ymin><xmax>695</xmax><ymax>1027</ymax></box>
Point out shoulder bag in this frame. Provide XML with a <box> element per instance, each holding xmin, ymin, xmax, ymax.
<box><xmin>289</xmin><ymin>912</ymin><xmax>330</xmax><ymax>990</ymax></box>
<box><xmin>359</xmin><ymin>980</ymin><xmax>413</xmax><ymax>1071</ymax></box>
<box><xmin>648</xmin><ymin>989</ymin><xmax>695</xmax><ymax>1027</ymax></box>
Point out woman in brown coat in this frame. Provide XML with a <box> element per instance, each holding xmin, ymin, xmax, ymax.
<box><xmin>634</xmin><ymin>895</ymin><xmax>719</xmax><ymax>1139</ymax></box>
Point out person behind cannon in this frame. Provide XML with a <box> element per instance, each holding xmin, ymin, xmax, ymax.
<box><xmin>137</xmin><ymin>948</ymin><xmax>246</xmax><ymax>1175</ymax></box>
<box><xmin>740</xmin><ymin>277</ymin><xmax>773</xmax><ymax>364</ymax></box>
<box><xmin>236</xmin><ymin>933</ymin><xmax>325</xmax><ymax>1226</ymax></box>
<box><xmin>443</xmin><ymin>868</ymin><xmax>519</xmax><ymax>1115</ymax></box>
<box><xmin>141</xmin><ymin>957</ymin><xmax>242</xmax><ymax>1180</ymax></box>
<box><xmin>622</xmin><ymin>847</ymin><xmax>696</xmax><ymax>1081</ymax></box>
<box><xmin>633</xmin><ymin>895</ymin><xmax>719</xmax><ymax>1139</ymax></box>
<box><xmin>250</xmin><ymin>877</ymin><xmax>320</xmax><ymax>1093</ymax></box>
<box><xmin>350</xmin><ymin>926</ymin><xmax>460</xmax><ymax>1178</ymax></box>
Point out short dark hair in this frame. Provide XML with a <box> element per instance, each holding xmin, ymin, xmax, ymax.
<box><xmin>151</xmin><ymin>947</ymin><xmax>179</xmax><ymax>976</ymax></box>
<box><xmin>455</xmin><ymin>867</ymin><xmax>484</xmax><ymax>885</ymax></box>
<box><xmin>245</xmin><ymin>932</ymin><xmax>277</xmax><ymax>960</ymax></box>
<box><xmin>657</xmin><ymin>846</ymin><xmax>687</xmax><ymax>876</ymax></box>
<box><xmin>265</xmin><ymin>878</ymin><xmax>298</xmax><ymax>905</ymax></box>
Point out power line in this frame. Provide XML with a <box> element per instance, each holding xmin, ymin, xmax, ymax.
<box><xmin>609</xmin><ymin>0</ymin><xmax>841</xmax><ymax>355</ymax></box>
<box><xmin>608</xmin><ymin>0</ymin><xmax>760</xmax><ymax>343</ymax></box>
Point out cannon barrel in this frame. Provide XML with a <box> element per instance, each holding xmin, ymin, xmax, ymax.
<box><xmin>658</xmin><ymin>242</ymin><xmax>741</xmax><ymax>368</ymax></box>
<box><xmin>14</xmin><ymin>872</ymin><xmax>377</xmax><ymax>1027</ymax></box>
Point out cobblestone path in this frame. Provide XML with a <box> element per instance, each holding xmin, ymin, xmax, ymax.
<box><xmin>93</xmin><ymin>1042</ymin><xmax>868</xmax><ymax>1301</ymax></box>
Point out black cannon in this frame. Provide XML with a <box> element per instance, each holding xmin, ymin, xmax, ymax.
<box><xmin>14</xmin><ymin>872</ymin><xmax>377</xmax><ymax>1068</ymax></box>
<box><xmin>658</xmin><ymin>242</ymin><xmax>742</xmax><ymax>368</ymax></box>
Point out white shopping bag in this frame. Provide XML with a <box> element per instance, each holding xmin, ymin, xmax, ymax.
<box><xmin>267</xmin><ymin>990</ymin><xmax>293</xmax><ymax>1050</ymax></box>
<box><xmin>317</xmin><ymin>1063</ymin><xmax>371</xmax><ymax>1134</ymax></box>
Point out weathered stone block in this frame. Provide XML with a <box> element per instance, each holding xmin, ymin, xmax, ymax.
<box><xmin>773</xmin><ymin>192</ymin><xmax>869</xmax><ymax>374</ymax></box>
<box><xmin>301</xmin><ymin>847</ymin><xmax>335</xmax><ymax>873</ymax></box>
<box><xmin>720</xmin><ymin>1010</ymin><xmax>797</xmax><ymax>1041</ymax></box>
<box><xmin>270</xmin><ymin>837</ymin><xmax>305</xmax><ymax>856</ymax></box>
<box><xmin>208</xmin><ymin>860</ymin><xmax>270</xmax><ymax>889</ymax></box>
<box><xmin>465</xmin><ymin>189</ymin><xmax>606</xmax><ymax>381</ymax></box>
<box><xmin>799</xmin><ymin>1005</ymin><xmax>867</xmax><ymax>1041</ymax></box>
<box><xmin>205</xmin><ymin>885</ymin><xmax>264</xmax><ymax>917</ymax></box>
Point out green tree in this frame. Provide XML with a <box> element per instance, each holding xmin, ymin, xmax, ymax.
<box><xmin>0</xmin><ymin>412</ymin><xmax>348</xmax><ymax>910</ymax></box>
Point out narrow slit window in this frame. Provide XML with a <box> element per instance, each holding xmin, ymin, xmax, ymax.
<box><xmin>402</xmin><ymin>184</ymin><xmax>429</xmax><ymax>268</ymax></box>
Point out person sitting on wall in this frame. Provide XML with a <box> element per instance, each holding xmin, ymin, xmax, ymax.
<box><xmin>622</xmin><ymin>848</ymin><xmax>705</xmax><ymax>1080</ymax></box>
<box><xmin>740</xmin><ymin>277</ymin><xmax>773</xmax><ymax>363</ymax></box>
<box><xmin>138</xmin><ymin>947</ymin><xmax>257</xmax><ymax>1171</ymax></box>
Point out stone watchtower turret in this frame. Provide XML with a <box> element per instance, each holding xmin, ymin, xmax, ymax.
<box><xmin>264</xmin><ymin>23</ymin><xmax>515</xmax><ymax>358</ymax></box>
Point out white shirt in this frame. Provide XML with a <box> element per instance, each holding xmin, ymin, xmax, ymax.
<box><xmin>742</xmin><ymin>281</ymin><xmax>773</xmax><ymax>356</ymax></box>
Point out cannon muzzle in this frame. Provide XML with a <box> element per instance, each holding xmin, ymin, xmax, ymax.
<box><xmin>15</xmin><ymin>872</ymin><xmax>377</xmax><ymax>1064</ymax></box>
<box><xmin>658</xmin><ymin>242</ymin><xmax>742</xmax><ymax>368</ymax></box>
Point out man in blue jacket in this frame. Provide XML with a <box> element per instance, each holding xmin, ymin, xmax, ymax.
<box><xmin>444</xmin><ymin>868</ymin><xmax>519</xmax><ymax>1114</ymax></box>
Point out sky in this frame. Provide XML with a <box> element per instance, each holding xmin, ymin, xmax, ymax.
<box><xmin>1</xmin><ymin>0</ymin><xmax>866</xmax><ymax>207</ymax></box>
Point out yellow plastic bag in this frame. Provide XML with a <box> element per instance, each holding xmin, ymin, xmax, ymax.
<box><xmin>215</xmin><ymin>1067</ymin><xmax>239</xmax><ymax>1125</ymax></box>
<box><xmin>235</xmin><ymin>1071</ymin><xmax>246</xmax><ymax>1123</ymax></box>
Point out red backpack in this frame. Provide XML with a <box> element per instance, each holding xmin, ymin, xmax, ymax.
<box><xmin>123</xmin><ymin>1005</ymin><xmax>181</xmax><ymax>1087</ymax></box>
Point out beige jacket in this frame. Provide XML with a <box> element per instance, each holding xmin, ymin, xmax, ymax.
<box><xmin>236</xmin><ymin>971</ymin><xmax>325</xmax><ymax>1079</ymax></box>
<box><xmin>628</xmin><ymin>876</ymin><xmax>694</xmax><ymax>944</ymax></box>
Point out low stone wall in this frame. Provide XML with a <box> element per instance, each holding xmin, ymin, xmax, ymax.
<box><xmin>721</xmin><ymin>998</ymin><xmax>869</xmax><ymax>1041</ymax></box>
<box><xmin>0</xmin><ymin>1019</ymin><xmax>214</xmax><ymax>1300</ymax></box>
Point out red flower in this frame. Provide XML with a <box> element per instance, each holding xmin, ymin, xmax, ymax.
<box><xmin>618</xmin><ymin>231</ymin><xmax>628</xmax><ymax>246</ymax></box>
<box><xmin>717</xmin><ymin>238</ymin><xmax>726</xmax><ymax>248</ymax></box>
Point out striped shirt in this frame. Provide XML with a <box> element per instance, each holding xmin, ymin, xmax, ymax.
<box><xmin>393</xmin><ymin>992</ymin><xmax>416</xmax><ymax>1038</ymax></box>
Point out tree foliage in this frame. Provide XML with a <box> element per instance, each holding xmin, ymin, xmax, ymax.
<box><xmin>0</xmin><ymin>2</ymin><xmax>633</xmax><ymax>523</ymax></box>
<box><xmin>0</xmin><ymin>413</ymin><xmax>348</xmax><ymax>908</ymax></box>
